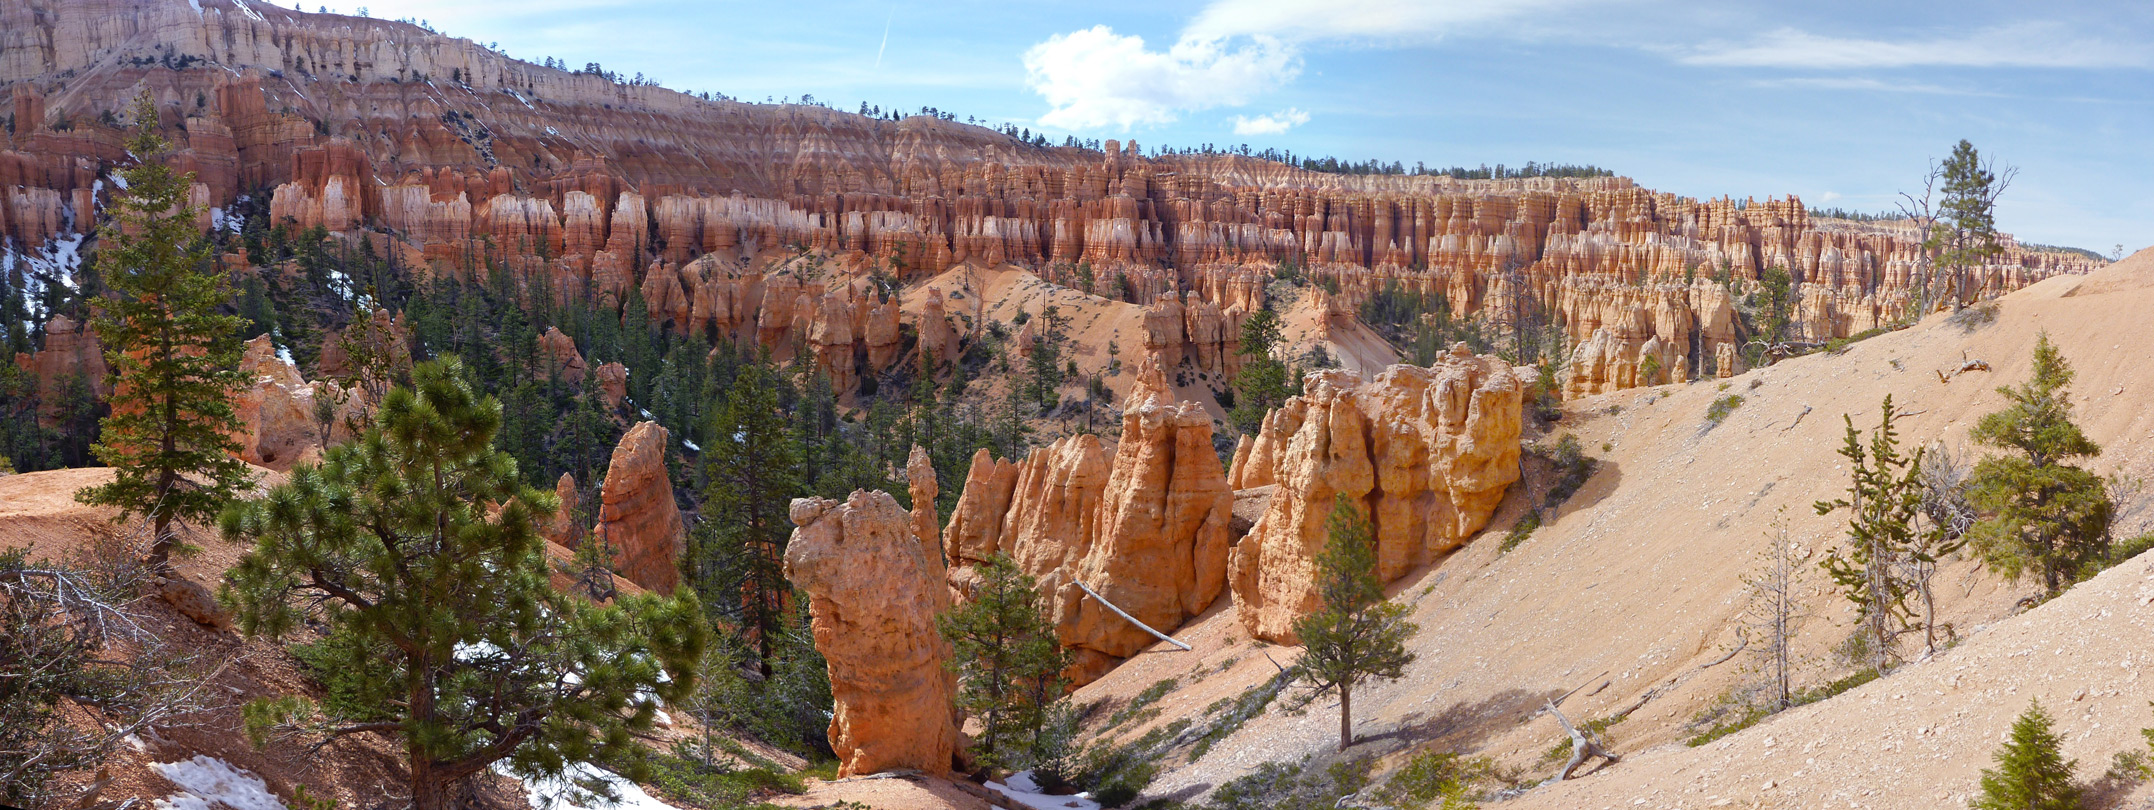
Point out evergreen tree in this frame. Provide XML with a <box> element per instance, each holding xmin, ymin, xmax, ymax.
<box><xmin>938</xmin><ymin>553</ymin><xmax>1069</xmax><ymax>769</ymax></box>
<box><xmin>221</xmin><ymin>359</ymin><xmax>705</xmax><ymax>810</ymax></box>
<box><xmin>1966</xmin><ymin>332</ymin><xmax>2111</xmax><ymax>596</ymax></box>
<box><xmin>1292</xmin><ymin>495</ymin><xmax>1418</xmax><ymax>750</ymax></box>
<box><xmin>77</xmin><ymin>95</ymin><xmax>253</xmax><ymax>572</ymax></box>
<box><xmin>1231</xmin><ymin>308</ymin><xmax>1291</xmax><ymax>435</ymax></box>
<box><xmin>697</xmin><ymin>356</ymin><xmax>801</xmax><ymax>675</ymax></box>
<box><xmin>1931</xmin><ymin>140</ymin><xmax>2012</xmax><ymax>309</ymax></box>
<box><xmin>1971</xmin><ymin>700</ymin><xmax>2080</xmax><ymax>810</ymax></box>
<box><xmin>1815</xmin><ymin>396</ymin><xmax>1935</xmax><ymax>672</ymax></box>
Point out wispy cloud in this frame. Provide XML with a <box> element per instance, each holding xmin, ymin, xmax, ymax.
<box><xmin>1749</xmin><ymin>77</ymin><xmax>1980</xmax><ymax>95</ymax></box>
<box><xmin>1023</xmin><ymin>26</ymin><xmax>1299</xmax><ymax>130</ymax></box>
<box><xmin>1232</xmin><ymin>107</ymin><xmax>1310</xmax><ymax>135</ymax></box>
<box><xmin>1183</xmin><ymin>0</ymin><xmax>1584</xmax><ymax>44</ymax></box>
<box><xmin>1682</xmin><ymin>23</ymin><xmax>2150</xmax><ymax>69</ymax></box>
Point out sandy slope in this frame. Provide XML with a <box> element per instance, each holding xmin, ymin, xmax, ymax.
<box><xmin>1084</xmin><ymin>248</ymin><xmax>2154</xmax><ymax>807</ymax></box>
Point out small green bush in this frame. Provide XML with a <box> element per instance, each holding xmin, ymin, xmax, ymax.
<box><xmin>1498</xmin><ymin>510</ymin><xmax>1541</xmax><ymax>554</ymax></box>
<box><xmin>1104</xmin><ymin>678</ymin><xmax>1180</xmax><ymax>732</ymax></box>
<box><xmin>1378</xmin><ymin>750</ymin><xmax>1506</xmax><ymax>809</ymax></box>
<box><xmin>1685</xmin><ymin>668</ymin><xmax>1878</xmax><ymax>747</ymax></box>
<box><xmin>1705</xmin><ymin>394</ymin><xmax>1744</xmax><ymax>425</ymax></box>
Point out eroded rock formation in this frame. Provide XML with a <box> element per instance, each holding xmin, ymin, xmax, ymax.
<box><xmin>943</xmin><ymin>398</ymin><xmax>1233</xmax><ymax>683</ymax></box>
<box><xmin>784</xmin><ymin>491</ymin><xmax>959</xmax><ymax>777</ymax></box>
<box><xmin>13</xmin><ymin>315</ymin><xmax>109</xmax><ymax>427</ymax></box>
<box><xmin>593</xmin><ymin>421</ymin><xmax>682</xmax><ymax>594</ymax></box>
<box><xmin>0</xmin><ymin>0</ymin><xmax>2100</xmax><ymax>407</ymax></box>
<box><xmin>1228</xmin><ymin>347</ymin><xmax>1525</xmax><ymax>643</ymax></box>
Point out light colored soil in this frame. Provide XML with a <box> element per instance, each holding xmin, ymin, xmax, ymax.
<box><xmin>1078</xmin><ymin>249</ymin><xmax>2154</xmax><ymax>807</ymax></box>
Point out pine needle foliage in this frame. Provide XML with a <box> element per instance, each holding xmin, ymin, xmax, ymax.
<box><xmin>1966</xmin><ymin>332</ymin><xmax>2112</xmax><ymax>596</ymax></box>
<box><xmin>221</xmin><ymin>359</ymin><xmax>706</xmax><ymax>810</ymax></box>
<box><xmin>1292</xmin><ymin>495</ymin><xmax>1418</xmax><ymax>750</ymax></box>
<box><xmin>696</xmin><ymin>354</ymin><xmax>802</xmax><ymax>675</ymax></box>
<box><xmin>1971</xmin><ymin>700</ymin><xmax>2080</xmax><ymax>810</ymax></box>
<box><xmin>1816</xmin><ymin>395</ymin><xmax>1940</xmax><ymax>672</ymax></box>
<box><xmin>938</xmin><ymin>554</ymin><xmax>1070</xmax><ymax>772</ymax></box>
<box><xmin>76</xmin><ymin>94</ymin><xmax>252</xmax><ymax>570</ymax></box>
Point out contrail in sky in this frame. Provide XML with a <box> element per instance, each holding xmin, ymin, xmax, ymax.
<box><xmin>873</xmin><ymin>8</ymin><xmax>894</xmax><ymax>69</ymax></box>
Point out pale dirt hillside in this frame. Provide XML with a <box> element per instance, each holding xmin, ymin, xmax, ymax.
<box><xmin>1081</xmin><ymin>248</ymin><xmax>2154</xmax><ymax>807</ymax></box>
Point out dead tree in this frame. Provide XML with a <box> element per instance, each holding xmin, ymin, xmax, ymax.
<box><xmin>1541</xmin><ymin>699</ymin><xmax>1619</xmax><ymax>784</ymax></box>
<box><xmin>1744</xmin><ymin>510</ymin><xmax>1807</xmax><ymax>710</ymax></box>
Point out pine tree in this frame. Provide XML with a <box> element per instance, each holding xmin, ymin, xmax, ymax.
<box><xmin>221</xmin><ymin>358</ymin><xmax>705</xmax><ymax>810</ymax></box>
<box><xmin>1815</xmin><ymin>395</ymin><xmax>1936</xmax><ymax>672</ymax></box>
<box><xmin>938</xmin><ymin>553</ymin><xmax>1069</xmax><ymax>770</ymax></box>
<box><xmin>1971</xmin><ymin>700</ymin><xmax>2080</xmax><ymax>810</ymax></box>
<box><xmin>1931</xmin><ymin>140</ymin><xmax>2013</xmax><ymax>309</ymax></box>
<box><xmin>1231</xmin><ymin>308</ymin><xmax>1291</xmax><ymax>435</ymax></box>
<box><xmin>1292</xmin><ymin>495</ymin><xmax>1418</xmax><ymax>750</ymax></box>
<box><xmin>77</xmin><ymin>94</ymin><xmax>253</xmax><ymax>572</ymax></box>
<box><xmin>1966</xmin><ymin>332</ymin><xmax>2111</xmax><ymax>596</ymax></box>
<box><xmin>697</xmin><ymin>356</ymin><xmax>801</xmax><ymax>675</ymax></box>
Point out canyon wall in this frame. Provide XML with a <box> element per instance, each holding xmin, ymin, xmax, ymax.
<box><xmin>0</xmin><ymin>0</ymin><xmax>2100</xmax><ymax>402</ymax></box>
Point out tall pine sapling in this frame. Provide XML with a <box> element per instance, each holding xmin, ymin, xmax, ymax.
<box><xmin>697</xmin><ymin>356</ymin><xmax>800</xmax><ymax>676</ymax></box>
<box><xmin>1966</xmin><ymin>332</ymin><xmax>2112</xmax><ymax>596</ymax></box>
<box><xmin>1816</xmin><ymin>395</ymin><xmax>1937</xmax><ymax>673</ymax></box>
<box><xmin>938</xmin><ymin>553</ymin><xmax>1069</xmax><ymax>771</ymax></box>
<box><xmin>78</xmin><ymin>94</ymin><xmax>253</xmax><ymax>572</ymax></box>
<box><xmin>1292</xmin><ymin>495</ymin><xmax>1418</xmax><ymax>750</ymax></box>
<box><xmin>1230</xmin><ymin>308</ymin><xmax>1291</xmax><ymax>435</ymax></box>
<box><xmin>1971</xmin><ymin>700</ymin><xmax>2080</xmax><ymax>810</ymax></box>
<box><xmin>221</xmin><ymin>359</ymin><xmax>705</xmax><ymax>810</ymax></box>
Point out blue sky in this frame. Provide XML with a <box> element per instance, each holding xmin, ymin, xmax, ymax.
<box><xmin>333</xmin><ymin>0</ymin><xmax>2151</xmax><ymax>255</ymax></box>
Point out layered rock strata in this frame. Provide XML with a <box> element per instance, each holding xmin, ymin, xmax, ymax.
<box><xmin>783</xmin><ymin>491</ymin><xmax>959</xmax><ymax>777</ymax></box>
<box><xmin>0</xmin><ymin>0</ymin><xmax>2100</xmax><ymax>403</ymax></box>
<box><xmin>1228</xmin><ymin>347</ymin><xmax>1526</xmax><ymax>643</ymax></box>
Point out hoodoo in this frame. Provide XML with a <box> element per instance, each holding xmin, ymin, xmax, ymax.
<box><xmin>783</xmin><ymin>491</ymin><xmax>960</xmax><ymax>777</ymax></box>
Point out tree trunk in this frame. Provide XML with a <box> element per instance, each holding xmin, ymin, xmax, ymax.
<box><xmin>409</xmin><ymin>753</ymin><xmax>448</xmax><ymax>810</ymax></box>
<box><xmin>1338</xmin><ymin>684</ymin><xmax>1353</xmax><ymax>751</ymax></box>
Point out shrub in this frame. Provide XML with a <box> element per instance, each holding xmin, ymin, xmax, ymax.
<box><xmin>1104</xmin><ymin>678</ymin><xmax>1180</xmax><ymax>732</ymax></box>
<box><xmin>1705</xmin><ymin>394</ymin><xmax>1744</xmax><ymax>425</ymax></box>
<box><xmin>1498</xmin><ymin>510</ymin><xmax>1541</xmax><ymax>554</ymax></box>
<box><xmin>1379</xmin><ymin>750</ymin><xmax>1507</xmax><ymax>809</ymax></box>
<box><xmin>1539</xmin><ymin>434</ymin><xmax>1594</xmax><ymax>506</ymax></box>
<box><xmin>1684</xmin><ymin>667</ymin><xmax>1878</xmax><ymax>747</ymax></box>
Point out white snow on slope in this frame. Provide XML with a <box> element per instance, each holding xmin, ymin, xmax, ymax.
<box><xmin>151</xmin><ymin>756</ymin><xmax>290</xmax><ymax>810</ymax></box>
<box><xmin>500</xmin><ymin>761</ymin><xmax>679</xmax><ymax>810</ymax></box>
<box><xmin>986</xmin><ymin>771</ymin><xmax>1100</xmax><ymax>810</ymax></box>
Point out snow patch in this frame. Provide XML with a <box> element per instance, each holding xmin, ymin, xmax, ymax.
<box><xmin>232</xmin><ymin>0</ymin><xmax>266</xmax><ymax>22</ymax></box>
<box><xmin>499</xmin><ymin>761</ymin><xmax>678</xmax><ymax>810</ymax></box>
<box><xmin>986</xmin><ymin>771</ymin><xmax>1099</xmax><ymax>810</ymax></box>
<box><xmin>680</xmin><ymin>439</ymin><xmax>699</xmax><ymax>452</ymax></box>
<box><xmin>151</xmin><ymin>756</ymin><xmax>290</xmax><ymax>810</ymax></box>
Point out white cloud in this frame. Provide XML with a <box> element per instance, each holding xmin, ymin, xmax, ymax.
<box><xmin>1023</xmin><ymin>26</ymin><xmax>1299</xmax><ymax>131</ymax></box>
<box><xmin>1184</xmin><ymin>0</ymin><xmax>1580</xmax><ymax>43</ymax></box>
<box><xmin>1682</xmin><ymin>23</ymin><xmax>2149</xmax><ymax>69</ymax></box>
<box><xmin>1232</xmin><ymin>107</ymin><xmax>1310</xmax><ymax>135</ymax></box>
